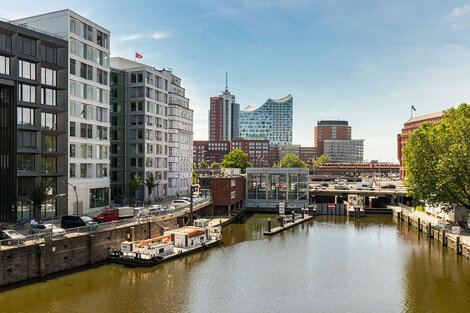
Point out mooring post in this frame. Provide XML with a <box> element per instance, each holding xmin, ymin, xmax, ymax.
<box><xmin>457</xmin><ymin>236</ymin><xmax>461</xmax><ymax>254</ymax></box>
<box><xmin>280</xmin><ymin>216</ymin><xmax>284</xmax><ymax>228</ymax></box>
<box><xmin>442</xmin><ymin>229</ymin><xmax>447</xmax><ymax>246</ymax></box>
<box><xmin>301</xmin><ymin>210</ymin><xmax>305</xmax><ymax>219</ymax></box>
<box><xmin>267</xmin><ymin>218</ymin><xmax>271</xmax><ymax>233</ymax></box>
<box><xmin>130</xmin><ymin>226</ymin><xmax>135</xmax><ymax>242</ymax></box>
<box><xmin>418</xmin><ymin>218</ymin><xmax>421</xmax><ymax>231</ymax></box>
<box><xmin>292</xmin><ymin>211</ymin><xmax>295</xmax><ymax>223</ymax></box>
<box><xmin>428</xmin><ymin>223</ymin><xmax>432</xmax><ymax>237</ymax></box>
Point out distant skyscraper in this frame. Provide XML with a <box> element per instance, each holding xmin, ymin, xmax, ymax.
<box><xmin>314</xmin><ymin>120</ymin><xmax>351</xmax><ymax>155</ymax></box>
<box><xmin>208</xmin><ymin>73</ymin><xmax>240</xmax><ymax>141</ymax></box>
<box><xmin>239</xmin><ymin>95</ymin><xmax>293</xmax><ymax>146</ymax></box>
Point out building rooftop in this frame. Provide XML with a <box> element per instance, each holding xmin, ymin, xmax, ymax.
<box><xmin>241</xmin><ymin>94</ymin><xmax>292</xmax><ymax>112</ymax></box>
<box><xmin>317</xmin><ymin>120</ymin><xmax>349</xmax><ymax>126</ymax></box>
<box><xmin>405</xmin><ymin>111</ymin><xmax>443</xmax><ymax>124</ymax></box>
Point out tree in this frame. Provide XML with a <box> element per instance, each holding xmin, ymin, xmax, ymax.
<box><xmin>210</xmin><ymin>162</ymin><xmax>220</xmax><ymax>169</ymax></box>
<box><xmin>193</xmin><ymin>170</ymin><xmax>198</xmax><ymax>185</ymax></box>
<box><xmin>280</xmin><ymin>153</ymin><xmax>307</xmax><ymax>168</ymax></box>
<box><xmin>221</xmin><ymin>149</ymin><xmax>253</xmax><ymax>174</ymax></box>
<box><xmin>145</xmin><ymin>173</ymin><xmax>159</xmax><ymax>200</ymax></box>
<box><xmin>27</xmin><ymin>180</ymin><xmax>50</xmax><ymax>220</ymax></box>
<box><xmin>313</xmin><ymin>155</ymin><xmax>332</xmax><ymax>166</ymax></box>
<box><xmin>272</xmin><ymin>162</ymin><xmax>279</xmax><ymax>168</ymax></box>
<box><xmin>199</xmin><ymin>160</ymin><xmax>208</xmax><ymax>168</ymax></box>
<box><xmin>404</xmin><ymin>104</ymin><xmax>470</xmax><ymax>212</ymax></box>
<box><xmin>127</xmin><ymin>174</ymin><xmax>142</xmax><ymax>204</ymax></box>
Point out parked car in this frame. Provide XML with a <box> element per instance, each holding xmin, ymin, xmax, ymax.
<box><xmin>61</xmin><ymin>215</ymin><xmax>98</xmax><ymax>229</ymax></box>
<box><xmin>134</xmin><ymin>207</ymin><xmax>149</xmax><ymax>217</ymax></box>
<box><xmin>0</xmin><ymin>230</ymin><xmax>26</xmax><ymax>245</ymax></box>
<box><xmin>30</xmin><ymin>224</ymin><xmax>66</xmax><ymax>237</ymax></box>
<box><xmin>382</xmin><ymin>184</ymin><xmax>396</xmax><ymax>189</ymax></box>
<box><xmin>334</xmin><ymin>183</ymin><xmax>349</xmax><ymax>190</ymax></box>
<box><xmin>315</xmin><ymin>183</ymin><xmax>329</xmax><ymax>189</ymax></box>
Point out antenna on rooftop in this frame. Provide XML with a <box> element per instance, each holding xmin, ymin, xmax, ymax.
<box><xmin>225</xmin><ymin>72</ymin><xmax>228</xmax><ymax>91</ymax></box>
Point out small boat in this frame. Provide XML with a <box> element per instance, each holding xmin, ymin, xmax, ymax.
<box><xmin>109</xmin><ymin>219</ymin><xmax>222</xmax><ymax>267</ymax></box>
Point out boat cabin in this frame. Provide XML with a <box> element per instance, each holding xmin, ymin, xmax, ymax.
<box><xmin>164</xmin><ymin>226</ymin><xmax>208</xmax><ymax>248</ymax></box>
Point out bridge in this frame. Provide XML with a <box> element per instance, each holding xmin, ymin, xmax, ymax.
<box><xmin>309</xmin><ymin>163</ymin><xmax>400</xmax><ymax>179</ymax></box>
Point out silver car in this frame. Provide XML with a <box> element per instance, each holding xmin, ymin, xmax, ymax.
<box><xmin>30</xmin><ymin>224</ymin><xmax>67</xmax><ymax>237</ymax></box>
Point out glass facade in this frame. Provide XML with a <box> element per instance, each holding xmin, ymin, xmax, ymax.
<box><xmin>239</xmin><ymin>95</ymin><xmax>293</xmax><ymax>146</ymax></box>
<box><xmin>246</xmin><ymin>168</ymin><xmax>309</xmax><ymax>206</ymax></box>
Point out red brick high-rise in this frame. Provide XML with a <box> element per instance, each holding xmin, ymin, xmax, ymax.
<box><xmin>314</xmin><ymin>120</ymin><xmax>351</xmax><ymax>155</ymax></box>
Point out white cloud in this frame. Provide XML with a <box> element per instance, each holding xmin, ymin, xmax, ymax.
<box><xmin>114</xmin><ymin>31</ymin><xmax>168</xmax><ymax>42</ymax></box>
<box><xmin>451</xmin><ymin>4</ymin><xmax>470</xmax><ymax>17</ymax></box>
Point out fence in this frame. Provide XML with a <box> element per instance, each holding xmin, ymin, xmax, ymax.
<box><xmin>0</xmin><ymin>197</ymin><xmax>212</xmax><ymax>250</ymax></box>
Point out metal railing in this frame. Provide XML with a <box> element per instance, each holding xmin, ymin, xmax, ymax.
<box><xmin>0</xmin><ymin>197</ymin><xmax>212</xmax><ymax>250</ymax></box>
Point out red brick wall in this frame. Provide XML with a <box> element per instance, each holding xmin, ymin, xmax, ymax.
<box><xmin>210</xmin><ymin>176</ymin><xmax>245</xmax><ymax>205</ymax></box>
<box><xmin>209</xmin><ymin>97</ymin><xmax>224</xmax><ymax>141</ymax></box>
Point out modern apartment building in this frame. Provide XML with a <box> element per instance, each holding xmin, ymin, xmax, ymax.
<box><xmin>299</xmin><ymin>147</ymin><xmax>317</xmax><ymax>164</ymax></box>
<box><xmin>0</xmin><ymin>20</ymin><xmax>68</xmax><ymax>222</ymax></box>
<box><xmin>397</xmin><ymin>111</ymin><xmax>442</xmax><ymax>179</ymax></box>
<box><xmin>323</xmin><ymin>139</ymin><xmax>364</xmax><ymax>163</ymax></box>
<box><xmin>239</xmin><ymin>94</ymin><xmax>293</xmax><ymax>146</ymax></box>
<box><xmin>110</xmin><ymin>57</ymin><xmax>193</xmax><ymax>202</ymax></box>
<box><xmin>314</xmin><ymin>120</ymin><xmax>351</xmax><ymax>156</ymax></box>
<box><xmin>208</xmin><ymin>87</ymin><xmax>240</xmax><ymax>141</ymax></box>
<box><xmin>15</xmin><ymin>10</ymin><xmax>111</xmax><ymax>215</ymax></box>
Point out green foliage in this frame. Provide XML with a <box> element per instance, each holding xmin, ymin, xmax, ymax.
<box><xmin>404</xmin><ymin>104</ymin><xmax>470</xmax><ymax>212</ymax></box>
<box><xmin>145</xmin><ymin>173</ymin><xmax>159</xmax><ymax>198</ymax></box>
<box><xmin>272</xmin><ymin>162</ymin><xmax>279</xmax><ymax>168</ymax></box>
<box><xmin>193</xmin><ymin>170</ymin><xmax>198</xmax><ymax>185</ymax></box>
<box><xmin>27</xmin><ymin>180</ymin><xmax>50</xmax><ymax>219</ymax></box>
<box><xmin>128</xmin><ymin>174</ymin><xmax>142</xmax><ymax>202</ymax></box>
<box><xmin>313</xmin><ymin>155</ymin><xmax>332</xmax><ymax>166</ymax></box>
<box><xmin>280</xmin><ymin>153</ymin><xmax>307</xmax><ymax>168</ymax></box>
<box><xmin>199</xmin><ymin>160</ymin><xmax>208</xmax><ymax>168</ymax></box>
<box><xmin>221</xmin><ymin>149</ymin><xmax>253</xmax><ymax>174</ymax></box>
<box><xmin>210</xmin><ymin>162</ymin><xmax>221</xmax><ymax>169</ymax></box>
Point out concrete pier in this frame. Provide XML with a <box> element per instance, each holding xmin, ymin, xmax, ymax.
<box><xmin>264</xmin><ymin>210</ymin><xmax>314</xmax><ymax>236</ymax></box>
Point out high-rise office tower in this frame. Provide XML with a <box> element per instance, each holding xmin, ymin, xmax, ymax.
<box><xmin>0</xmin><ymin>20</ymin><xmax>68</xmax><ymax>222</ymax></box>
<box><xmin>239</xmin><ymin>95</ymin><xmax>293</xmax><ymax>146</ymax></box>
<box><xmin>110</xmin><ymin>57</ymin><xmax>193</xmax><ymax>202</ymax></box>
<box><xmin>15</xmin><ymin>10</ymin><xmax>111</xmax><ymax>214</ymax></box>
<box><xmin>314</xmin><ymin>120</ymin><xmax>351</xmax><ymax>155</ymax></box>
<box><xmin>208</xmin><ymin>73</ymin><xmax>239</xmax><ymax>141</ymax></box>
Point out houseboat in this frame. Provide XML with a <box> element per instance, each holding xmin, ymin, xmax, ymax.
<box><xmin>109</xmin><ymin>219</ymin><xmax>222</xmax><ymax>267</ymax></box>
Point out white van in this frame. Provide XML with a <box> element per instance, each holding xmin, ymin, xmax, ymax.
<box><xmin>356</xmin><ymin>182</ymin><xmax>374</xmax><ymax>190</ymax></box>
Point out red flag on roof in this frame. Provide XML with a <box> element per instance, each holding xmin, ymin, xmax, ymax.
<box><xmin>135</xmin><ymin>52</ymin><xmax>143</xmax><ymax>59</ymax></box>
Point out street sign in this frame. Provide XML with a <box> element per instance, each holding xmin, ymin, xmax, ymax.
<box><xmin>452</xmin><ymin>226</ymin><xmax>460</xmax><ymax>235</ymax></box>
<box><xmin>328</xmin><ymin>203</ymin><xmax>335</xmax><ymax>210</ymax></box>
<box><xmin>438</xmin><ymin>220</ymin><xmax>446</xmax><ymax>229</ymax></box>
<box><xmin>279</xmin><ymin>202</ymin><xmax>285</xmax><ymax>214</ymax></box>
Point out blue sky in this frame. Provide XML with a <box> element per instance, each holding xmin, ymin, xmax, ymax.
<box><xmin>3</xmin><ymin>0</ymin><xmax>470</xmax><ymax>162</ymax></box>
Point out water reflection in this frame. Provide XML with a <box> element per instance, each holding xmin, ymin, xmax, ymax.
<box><xmin>0</xmin><ymin>214</ymin><xmax>469</xmax><ymax>313</ymax></box>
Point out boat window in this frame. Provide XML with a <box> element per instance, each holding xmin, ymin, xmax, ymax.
<box><xmin>159</xmin><ymin>248</ymin><xmax>164</xmax><ymax>253</ymax></box>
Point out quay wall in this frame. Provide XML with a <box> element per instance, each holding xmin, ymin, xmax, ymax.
<box><xmin>392</xmin><ymin>207</ymin><xmax>468</xmax><ymax>260</ymax></box>
<box><xmin>0</xmin><ymin>220</ymin><xmax>169</xmax><ymax>288</ymax></box>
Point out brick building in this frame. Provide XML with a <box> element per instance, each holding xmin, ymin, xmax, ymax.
<box><xmin>397</xmin><ymin>111</ymin><xmax>443</xmax><ymax>179</ymax></box>
<box><xmin>299</xmin><ymin>147</ymin><xmax>317</xmax><ymax>164</ymax></box>
<box><xmin>197</xmin><ymin>168</ymin><xmax>245</xmax><ymax>215</ymax></box>
<box><xmin>314</xmin><ymin>120</ymin><xmax>351</xmax><ymax>155</ymax></box>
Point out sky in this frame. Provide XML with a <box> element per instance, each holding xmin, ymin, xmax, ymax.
<box><xmin>3</xmin><ymin>0</ymin><xmax>470</xmax><ymax>162</ymax></box>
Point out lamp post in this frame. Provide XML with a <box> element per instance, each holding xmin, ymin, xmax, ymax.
<box><xmin>50</xmin><ymin>193</ymin><xmax>65</xmax><ymax>221</ymax></box>
<box><xmin>189</xmin><ymin>184</ymin><xmax>200</xmax><ymax>226</ymax></box>
<box><xmin>67</xmin><ymin>183</ymin><xmax>79</xmax><ymax>215</ymax></box>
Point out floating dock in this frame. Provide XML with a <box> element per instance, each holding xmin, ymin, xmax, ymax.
<box><xmin>264</xmin><ymin>210</ymin><xmax>315</xmax><ymax>236</ymax></box>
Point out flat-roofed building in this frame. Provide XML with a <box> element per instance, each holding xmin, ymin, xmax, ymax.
<box><xmin>323</xmin><ymin>139</ymin><xmax>364</xmax><ymax>163</ymax></box>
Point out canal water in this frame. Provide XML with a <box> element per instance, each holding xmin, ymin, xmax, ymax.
<box><xmin>1</xmin><ymin>214</ymin><xmax>470</xmax><ymax>313</ymax></box>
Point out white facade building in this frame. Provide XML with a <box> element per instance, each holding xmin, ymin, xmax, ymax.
<box><xmin>15</xmin><ymin>10</ymin><xmax>111</xmax><ymax>215</ymax></box>
<box><xmin>110</xmin><ymin>57</ymin><xmax>193</xmax><ymax>201</ymax></box>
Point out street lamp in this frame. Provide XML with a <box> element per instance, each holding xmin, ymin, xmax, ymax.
<box><xmin>61</xmin><ymin>180</ymin><xmax>79</xmax><ymax>215</ymax></box>
<box><xmin>189</xmin><ymin>184</ymin><xmax>200</xmax><ymax>226</ymax></box>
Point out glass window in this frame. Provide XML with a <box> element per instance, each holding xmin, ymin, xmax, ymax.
<box><xmin>0</xmin><ymin>55</ymin><xmax>10</xmax><ymax>75</ymax></box>
<box><xmin>41</xmin><ymin>112</ymin><xmax>56</xmax><ymax>129</ymax></box>
<box><xmin>41</xmin><ymin>88</ymin><xmax>56</xmax><ymax>106</ymax></box>
<box><xmin>18</xmin><ymin>36</ymin><xmax>36</xmax><ymax>57</ymax></box>
<box><xmin>70</xmin><ymin>122</ymin><xmax>76</xmax><ymax>137</ymax></box>
<box><xmin>17</xmin><ymin>130</ymin><xmax>36</xmax><ymax>149</ymax></box>
<box><xmin>70</xmin><ymin>163</ymin><xmax>76</xmax><ymax>178</ymax></box>
<box><xmin>41</xmin><ymin>157</ymin><xmax>56</xmax><ymax>173</ymax></box>
<box><xmin>70</xmin><ymin>144</ymin><xmax>76</xmax><ymax>157</ymax></box>
<box><xmin>17</xmin><ymin>154</ymin><xmax>34</xmax><ymax>172</ymax></box>
<box><xmin>19</xmin><ymin>60</ymin><xmax>36</xmax><ymax>80</ymax></box>
<box><xmin>41</xmin><ymin>45</ymin><xmax>57</xmax><ymax>64</ymax></box>
<box><xmin>42</xmin><ymin>135</ymin><xmax>57</xmax><ymax>152</ymax></box>
<box><xmin>41</xmin><ymin>67</ymin><xmax>57</xmax><ymax>86</ymax></box>
<box><xmin>18</xmin><ymin>84</ymin><xmax>36</xmax><ymax>103</ymax></box>
<box><xmin>17</xmin><ymin>107</ymin><xmax>34</xmax><ymax>125</ymax></box>
<box><xmin>0</xmin><ymin>33</ymin><xmax>12</xmax><ymax>53</ymax></box>
<box><xmin>80</xmin><ymin>164</ymin><xmax>87</xmax><ymax>178</ymax></box>
<box><xmin>70</xmin><ymin>59</ymin><xmax>76</xmax><ymax>75</ymax></box>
